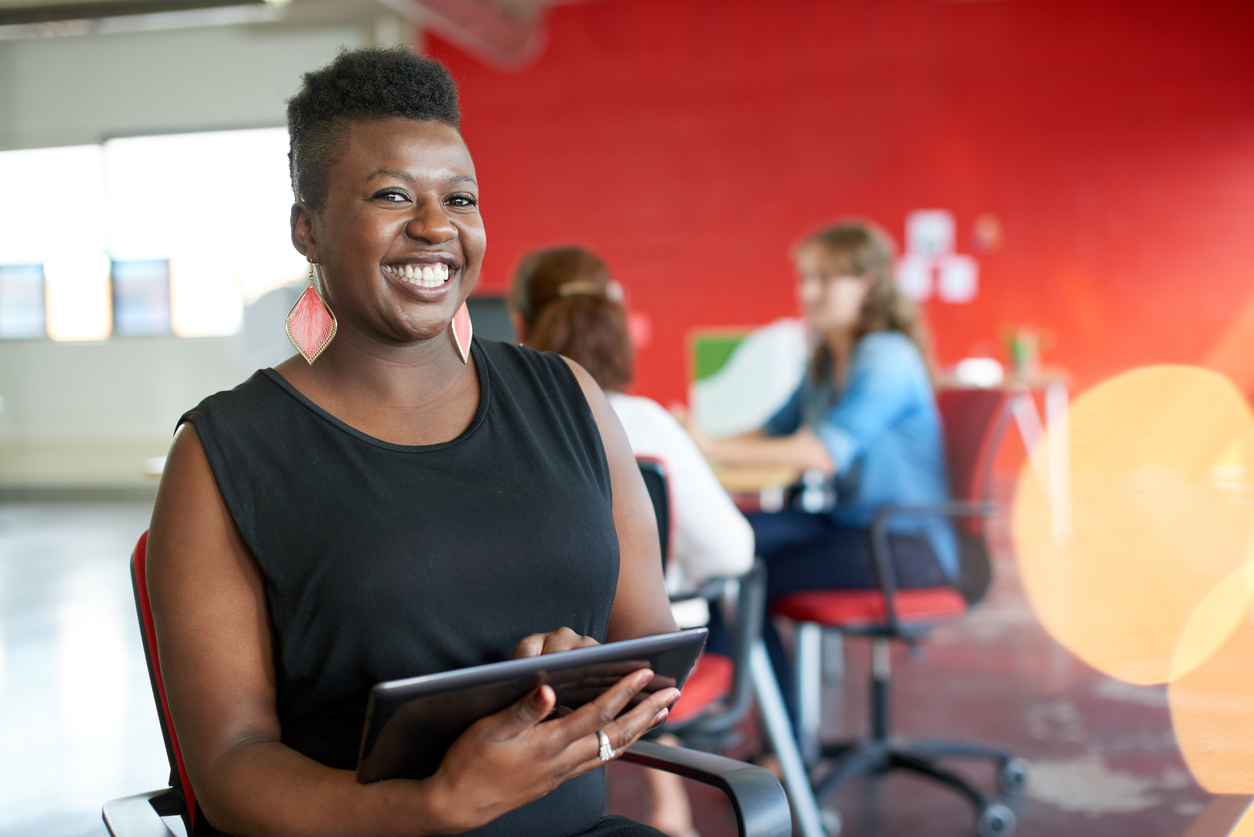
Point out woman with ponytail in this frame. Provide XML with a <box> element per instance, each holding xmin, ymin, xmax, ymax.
<box><xmin>512</xmin><ymin>247</ymin><xmax>753</xmax><ymax>837</ymax></box>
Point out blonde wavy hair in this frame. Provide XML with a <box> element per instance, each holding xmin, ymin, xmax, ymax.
<box><xmin>796</xmin><ymin>219</ymin><xmax>935</xmax><ymax>384</ymax></box>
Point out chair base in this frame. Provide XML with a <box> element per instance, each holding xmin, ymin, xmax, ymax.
<box><xmin>811</xmin><ymin>737</ymin><xmax>1025</xmax><ymax>836</ymax></box>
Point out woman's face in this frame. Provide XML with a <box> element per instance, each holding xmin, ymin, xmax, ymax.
<box><xmin>292</xmin><ymin>117</ymin><xmax>485</xmax><ymax>347</ymax></box>
<box><xmin>794</xmin><ymin>243</ymin><xmax>869</xmax><ymax>335</ymax></box>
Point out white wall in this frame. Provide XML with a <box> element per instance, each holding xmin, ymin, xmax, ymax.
<box><xmin>0</xmin><ymin>336</ymin><xmax>251</xmax><ymax>488</ymax></box>
<box><xmin>0</xmin><ymin>22</ymin><xmax>369</xmax><ymax>151</ymax></box>
<box><xmin>0</xmin><ymin>20</ymin><xmax>371</xmax><ymax>487</ymax></box>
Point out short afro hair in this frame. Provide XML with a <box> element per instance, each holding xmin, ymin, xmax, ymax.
<box><xmin>286</xmin><ymin>47</ymin><xmax>461</xmax><ymax>210</ymax></box>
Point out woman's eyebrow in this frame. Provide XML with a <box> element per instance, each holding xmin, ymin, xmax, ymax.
<box><xmin>366</xmin><ymin>169</ymin><xmax>477</xmax><ymax>186</ymax></box>
<box><xmin>367</xmin><ymin>168</ymin><xmax>416</xmax><ymax>183</ymax></box>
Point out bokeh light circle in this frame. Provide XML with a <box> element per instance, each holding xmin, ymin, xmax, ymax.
<box><xmin>1012</xmin><ymin>366</ymin><xmax>1254</xmax><ymax>685</ymax></box>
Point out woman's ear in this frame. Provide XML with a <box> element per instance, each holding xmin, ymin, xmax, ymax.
<box><xmin>290</xmin><ymin>202</ymin><xmax>318</xmax><ymax>263</ymax></box>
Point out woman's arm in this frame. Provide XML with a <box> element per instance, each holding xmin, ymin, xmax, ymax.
<box><xmin>632</xmin><ymin>400</ymin><xmax>754</xmax><ymax>586</ymax></box>
<box><xmin>678</xmin><ymin>335</ymin><xmax>925</xmax><ymax>477</ymax></box>
<box><xmin>699</xmin><ymin>429</ymin><xmax>835</xmax><ymax>474</ymax></box>
<box><xmin>673</xmin><ymin>405</ymin><xmax>835</xmax><ymax>475</ymax></box>
<box><xmin>563</xmin><ymin>361</ymin><xmax>679</xmax><ymax>642</ymax></box>
<box><xmin>148</xmin><ymin>424</ymin><xmax>677</xmax><ymax>837</ymax></box>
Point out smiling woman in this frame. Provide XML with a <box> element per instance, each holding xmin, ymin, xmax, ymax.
<box><xmin>143</xmin><ymin>47</ymin><xmax>679</xmax><ymax>837</ymax></box>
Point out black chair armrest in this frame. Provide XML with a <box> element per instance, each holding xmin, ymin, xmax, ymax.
<box><xmin>102</xmin><ymin>789</ymin><xmax>182</xmax><ymax>837</ymax></box>
<box><xmin>106</xmin><ymin>753</ymin><xmax>791</xmax><ymax>837</ymax></box>
<box><xmin>620</xmin><ymin>740</ymin><xmax>793</xmax><ymax>837</ymax></box>
<box><xmin>668</xmin><ymin>576</ymin><xmax>733</xmax><ymax>604</ymax></box>
<box><xmin>867</xmin><ymin>501</ymin><xmax>998</xmax><ymax>634</ymax></box>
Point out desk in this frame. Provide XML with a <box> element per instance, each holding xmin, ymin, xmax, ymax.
<box><xmin>710</xmin><ymin>376</ymin><xmax>1072</xmax><ymax>546</ymax></box>
<box><xmin>712</xmin><ymin>463</ymin><xmax>801</xmax><ymax>513</ymax></box>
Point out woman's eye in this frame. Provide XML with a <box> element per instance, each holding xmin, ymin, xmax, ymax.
<box><xmin>445</xmin><ymin>193</ymin><xmax>478</xmax><ymax>208</ymax></box>
<box><xmin>372</xmin><ymin>189</ymin><xmax>410</xmax><ymax>203</ymax></box>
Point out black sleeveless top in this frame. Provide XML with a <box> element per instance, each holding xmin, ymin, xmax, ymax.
<box><xmin>180</xmin><ymin>338</ymin><xmax>620</xmax><ymax>837</ymax></box>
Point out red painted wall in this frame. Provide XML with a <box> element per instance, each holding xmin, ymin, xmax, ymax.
<box><xmin>429</xmin><ymin>0</ymin><xmax>1254</xmax><ymax>405</ymax></box>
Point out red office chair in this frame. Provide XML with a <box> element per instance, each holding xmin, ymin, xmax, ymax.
<box><xmin>104</xmin><ymin>531</ymin><xmax>794</xmax><ymax>837</ymax></box>
<box><xmin>769</xmin><ymin>387</ymin><xmax>1031</xmax><ymax>837</ymax></box>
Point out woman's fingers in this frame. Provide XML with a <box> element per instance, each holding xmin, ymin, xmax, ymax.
<box><xmin>556</xmin><ymin>668</ymin><xmax>655</xmax><ymax>739</ymax></box>
<box><xmin>498</xmin><ymin>685</ymin><xmax>556</xmax><ymax>736</ymax></box>
<box><xmin>602</xmin><ymin>686</ymin><xmax>679</xmax><ymax>752</ymax></box>
<box><xmin>554</xmin><ymin>667</ymin><xmax>680</xmax><ymax>755</ymax></box>
<box><xmin>568</xmin><ymin>686</ymin><xmax>680</xmax><ymax>774</ymax></box>
<box><xmin>513</xmin><ymin>628</ymin><xmax>599</xmax><ymax>659</ymax></box>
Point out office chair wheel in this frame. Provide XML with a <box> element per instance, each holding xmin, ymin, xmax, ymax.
<box><xmin>997</xmin><ymin>758</ymin><xmax>1030</xmax><ymax>796</ymax></box>
<box><xmin>976</xmin><ymin>802</ymin><xmax>1016</xmax><ymax>837</ymax></box>
<box><xmin>820</xmin><ymin>806</ymin><xmax>843</xmax><ymax>836</ymax></box>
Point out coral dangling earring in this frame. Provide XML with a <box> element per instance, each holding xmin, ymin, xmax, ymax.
<box><xmin>451</xmin><ymin>302</ymin><xmax>473</xmax><ymax>364</ymax></box>
<box><xmin>287</xmin><ymin>263</ymin><xmax>338</xmax><ymax>364</ymax></box>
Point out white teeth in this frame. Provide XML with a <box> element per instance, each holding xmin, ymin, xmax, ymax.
<box><xmin>387</xmin><ymin>262</ymin><xmax>451</xmax><ymax>288</ymax></box>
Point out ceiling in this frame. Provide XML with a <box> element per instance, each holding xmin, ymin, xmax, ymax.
<box><xmin>0</xmin><ymin>0</ymin><xmax>582</xmax><ymax>67</ymax></box>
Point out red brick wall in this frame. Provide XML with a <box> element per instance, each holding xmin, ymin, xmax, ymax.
<box><xmin>430</xmin><ymin>0</ymin><xmax>1254</xmax><ymax>404</ymax></box>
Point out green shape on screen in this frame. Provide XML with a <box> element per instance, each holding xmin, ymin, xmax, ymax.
<box><xmin>692</xmin><ymin>334</ymin><xmax>746</xmax><ymax>382</ymax></box>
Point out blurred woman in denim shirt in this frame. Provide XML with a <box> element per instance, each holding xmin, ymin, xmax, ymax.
<box><xmin>684</xmin><ymin>219</ymin><xmax>955</xmax><ymax>722</ymax></box>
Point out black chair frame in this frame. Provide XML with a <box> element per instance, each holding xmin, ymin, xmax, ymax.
<box><xmin>106</xmin><ymin>533</ymin><xmax>794</xmax><ymax>837</ymax></box>
<box><xmin>782</xmin><ymin>390</ymin><xmax>1030</xmax><ymax>837</ymax></box>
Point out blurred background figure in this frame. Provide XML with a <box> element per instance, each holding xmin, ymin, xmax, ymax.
<box><xmin>512</xmin><ymin>246</ymin><xmax>754</xmax><ymax>837</ymax></box>
<box><xmin>510</xmin><ymin>246</ymin><xmax>754</xmax><ymax>619</ymax></box>
<box><xmin>681</xmin><ymin>220</ymin><xmax>955</xmax><ymax>726</ymax></box>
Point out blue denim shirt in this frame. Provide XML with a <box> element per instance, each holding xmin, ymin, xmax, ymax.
<box><xmin>764</xmin><ymin>331</ymin><xmax>958</xmax><ymax>580</ymax></box>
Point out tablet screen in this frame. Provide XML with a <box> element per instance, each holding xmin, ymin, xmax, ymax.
<box><xmin>356</xmin><ymin>628</ymin><xmax>708</xmax><ymax>783</ymax></box>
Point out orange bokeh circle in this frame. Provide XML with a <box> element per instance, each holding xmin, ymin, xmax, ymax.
<box><xmin>1012</xmin><ymin>366</ymin><xmax>1254</xmax><ymax>685</ymax></box>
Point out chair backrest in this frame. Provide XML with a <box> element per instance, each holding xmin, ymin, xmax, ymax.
<box><xmin>936</xmin><ymin>387</ymin><xmax>1016</xmax><ymax>511</ymax></box>
<box><xmin>935</xmin><ymin>388</ymin><xmax>1017</xmax><ymax>605</ymax></box>
<box><xmin>635</xmin><ymin>456</ymin><xmax>761</xmax><ymax>736</ymax></box>
<box><xmin>130</xmin><ymin>531</ymin><xmax>197</xmax><ymax>829</ymax></box>
<box><xmin>637</xmin><ymin>457</ymin><xmax>671</xmax><ymax>568</ymax></box>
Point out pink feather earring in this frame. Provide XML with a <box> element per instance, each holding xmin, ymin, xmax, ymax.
<box><xmin>286</xmin><ymin>263</ymin><xmax>337</xmax><ymax>364</ymax></box>
<box><xmin>451</xmin><ymin>302</ymin><xmax>473</xmax><ymax>364</ymax></box>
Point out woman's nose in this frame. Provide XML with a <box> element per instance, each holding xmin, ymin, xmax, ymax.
<box><xmin>405</xmin><ymin>200</ymin><xmax>456</xmax><ymax>243</ymax></box>
<box><xmin>797</xmin><ymin>278</ymin><xmax>821</xmax><ymax>304</ymax></box>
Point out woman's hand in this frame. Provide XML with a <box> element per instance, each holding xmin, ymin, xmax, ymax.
<box><xmin>669</xmin><ymin>403</ymin><xmax>716</xmax><ymax>458</ymax></box>
<box><xmin>514</xmin><ymin>627</ymin><xmax>599</xmax><ymax>658</ymax></box>
<box><xmin>432</xmin><ymin>668</ymin><xmax>679</xmax><ymax>832</ymax></box>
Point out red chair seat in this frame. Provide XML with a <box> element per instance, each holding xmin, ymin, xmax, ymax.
<box><xmin>770</xmin><ymin>586</ymin><xmax>967</xmax><ymax>628</ymax></box>
<box><xmin>669</xmin><ymin>652</ymin><xmax>734</xmax><ymax>724</ymax></box>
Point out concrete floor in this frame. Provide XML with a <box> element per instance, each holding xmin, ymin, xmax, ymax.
<box><xmin>0</xmin><ymin>499</ymin><xmax>168</xmax><ymax>837</ymax></box>
<box><xmin>1</xmin><ymin>498</ymin><xmax>1248</xmax><ymax>837</ymax></box>
<box><xmin>607</xmin><ymin>521</ymin><xmax>1250</xmax><ymax>837</ymax></box>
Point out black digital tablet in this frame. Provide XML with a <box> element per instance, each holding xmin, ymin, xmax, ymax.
<box><xmin>356</xmin><ymin>627</ymin><xmax>708</xmax><ymax>783</ymax></box>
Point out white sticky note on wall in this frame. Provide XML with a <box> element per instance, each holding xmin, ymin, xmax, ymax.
<box><xmin>905</xmin><ymin>209</ymin><xmax>955</xmax><ymax>257</ymax></box>
<box><xmin>937</xmin><ymin>254</ymin><xmax>978</xmax><ymax>303</ymax></box>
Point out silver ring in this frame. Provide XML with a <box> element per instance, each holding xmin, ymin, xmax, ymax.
<box><xmin>596</xmin><ymin>729</ymin><xmax>615</xmax><ymax>762</ymax></box>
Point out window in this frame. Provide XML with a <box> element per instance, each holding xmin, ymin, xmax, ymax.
<box><xmin>111</xmin><ymin>259</ymin><xmax>171</xmax><ymax>336</ymax></box>
<box><xmin>0</xmin><ymin>264</ymin><xmax>46</xmax><ymax>339</ymax></box>
<box><xmin>104</xmin><ymin>127</ymin><xmax>304</xmax><ymax>336</ymax></box>
<box><xmin>44</xmin><ymin>250</ymin><xmax>112</xmax><ymax>342</ymax></box>
<box><xmin>0</xmin><ymin>128</ymin><xmax>304</xmax><ymax>340</ymax></box>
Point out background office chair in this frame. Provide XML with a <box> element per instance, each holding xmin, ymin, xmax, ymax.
<box><xmin>637</xmin><ymin>458</ymin><xmax>831</xmax><ymax>837</ymax></box>
<box><xmin>636</xmin><ymin>457</ymin><xmax>756</xmax><ymax>742</ymax></box>
<box><xmin>104</xmin><ymin>531</ymin><xmax>794</xmax><ymax>837</ymax></box>
<box><xmin>767</xmin><ymin>387</ymin><xmax>1031</xmax><ymax>837</ymax></box>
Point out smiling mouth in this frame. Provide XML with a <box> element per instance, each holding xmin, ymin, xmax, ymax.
<box><xmin>384</xmin><ymin>263</ymin><xmax>451</xmax><ymax>289</ymax></box>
